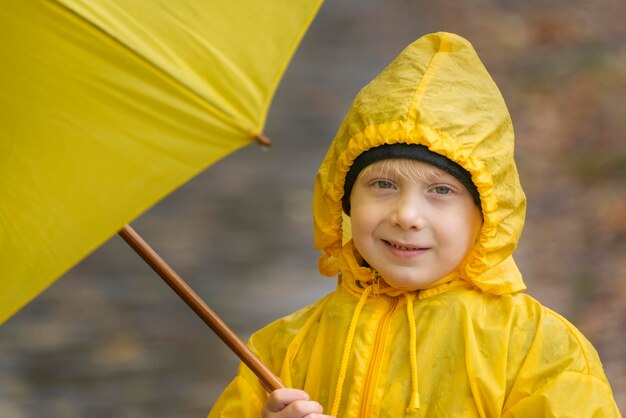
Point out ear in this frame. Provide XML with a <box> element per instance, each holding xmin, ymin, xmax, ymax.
<box><xmin>342</xmin><ymin>212</ymin><xmax>352</xmax><ymax>245</ymax></box>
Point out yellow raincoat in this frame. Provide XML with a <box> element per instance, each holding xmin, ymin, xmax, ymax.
<box><xmin>209</xmin><ymin>32</ymin><xmax>621</xmax><ymax>417</ymax></box>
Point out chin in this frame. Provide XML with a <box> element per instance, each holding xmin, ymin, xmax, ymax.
<box><xmin>383</xmin><ymin>276</ymin><xmax>437</xmax><ymax>292</ymax></box>
<box><xmin>383</xmin><ymin>276</ymin><xmax>432</xmax><ymax>291</ymax></box>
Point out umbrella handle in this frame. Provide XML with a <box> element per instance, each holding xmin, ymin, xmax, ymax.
<box><xmin>118</xmin><ymin>224</ymin><xmax>284</xmax><ymax>393</ymax></box>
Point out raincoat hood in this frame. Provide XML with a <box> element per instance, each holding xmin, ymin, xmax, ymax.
<box><xmin>314</xmin><ymin>32</ymin><xmax>527</xmax><ymax>295</ymax></box>
<box><xmin>210</xmin><ymin>33</ymin><xmax>621</xmax><ymax>417</ymax></box>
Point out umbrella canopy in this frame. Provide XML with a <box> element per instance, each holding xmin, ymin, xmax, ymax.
<box><xmin>0</xmin><ymin>0</ymin><xmax>322</xmax><ymax>325</ymax></box>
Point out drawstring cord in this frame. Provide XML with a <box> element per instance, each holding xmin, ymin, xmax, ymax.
<box><xmin>330</xmin><ymin>274</ymin><xmax>421</xmax><ymax>416</ymax></box>
<box><xmin>405</xmin><ymin>293</ymin><xmax>420</xmax><ymax>413</ymax></box>
<box><xmin>330</xmin><ymin>285</ymin><xmax>372</xmax><ymax>417</ymax></box>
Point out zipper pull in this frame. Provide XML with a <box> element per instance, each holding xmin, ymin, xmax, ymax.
<box><xmin>371</xmin><ymin>272</ymin><xmax>380</xmax><ymax>297</ymax></box>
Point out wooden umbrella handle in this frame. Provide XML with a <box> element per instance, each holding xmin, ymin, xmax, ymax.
<box><xmin>118</xmin><ymin>224</ymin><xmax>284</xmax><ymax>393</ymax></box>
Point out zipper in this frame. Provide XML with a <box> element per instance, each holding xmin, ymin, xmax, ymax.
<box><xmin>358</xmin><ymin>295</ymin><xmax>398</xmax><ymax>417</ymax></box>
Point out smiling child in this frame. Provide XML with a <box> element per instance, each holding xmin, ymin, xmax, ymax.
<box><xmin>209</xmin><ymin>32</ymin><xmax>621</xmax><ymax>418</ymax></box>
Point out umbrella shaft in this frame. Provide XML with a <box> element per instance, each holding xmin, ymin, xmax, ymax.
<box><xmin>118</xmin><ymin>224</ymin><xmax>284</xmax><ymax>393</ymax></box>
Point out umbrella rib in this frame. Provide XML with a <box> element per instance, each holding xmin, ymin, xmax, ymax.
<box><xmin>44</xmin><ymin>0</ymin><xmax>260</xmax><ymax>142</ymax></box>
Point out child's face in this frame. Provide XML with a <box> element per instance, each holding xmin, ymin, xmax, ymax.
<box><xmin>349</xmin><ymin>159</ymin><xmax>483</xmax><ymax>290</ymax></box>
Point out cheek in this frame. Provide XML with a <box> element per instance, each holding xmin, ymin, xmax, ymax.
<box><xmin>350</xmin><ymin>205</ymin><xmax>375</xmax><ymax>236</ymax></box>
<box><xmin>350</xmin><ymin>216</ymin><xmax>372</xmax><ymax>251</ymax></box>
<box><xmin>349</xmin><ymin>208</ymin><xmax>382</xmax><ymax>260</ymax></box>
<box><xmin>465</xmin><ymin>209</ymin><xmax>484</xmax><ymax>246</ymax></box>
<box><xmin>438</xmin><ymin>216</ymin><xmax>478</xmax><ymax>256</ymax></box>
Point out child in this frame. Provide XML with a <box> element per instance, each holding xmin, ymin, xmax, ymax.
<box><xmin>209</xmin><ymin>32</ymin><xmax>621</xmax><ymax>417</ymax></box>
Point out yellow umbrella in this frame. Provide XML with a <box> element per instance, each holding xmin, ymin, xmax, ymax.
<box><xmin>0</xmin><ymin>0</ymin><xmax>322</xmax><ymax>391</ymax></box>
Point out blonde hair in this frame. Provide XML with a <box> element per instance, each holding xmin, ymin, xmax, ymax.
<box><xmin>356</xmin><ymin>158</ymin><xmax>445</xmax><ymax>184</ymax></box>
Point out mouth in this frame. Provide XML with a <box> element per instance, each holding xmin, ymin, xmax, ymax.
<box><xmin>382</xmin><ymin>239</ymin><xmax>427</xmax><ymax>251</ymax></box>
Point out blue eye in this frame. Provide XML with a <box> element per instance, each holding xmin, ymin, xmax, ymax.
<box><xmin>433</xmin><ymin>186</ymin><xmax>451</xmax><ymax>194</ymax></box>
<box><xmin>375</xmin><ymin>180</ymin><xmax>394</xmax><ymax>189</ymax></box>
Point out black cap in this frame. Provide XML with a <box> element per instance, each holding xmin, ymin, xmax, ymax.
<box><xmin>342</xmin><ymin>143</ymin><xmax>481</xmax><ymax>214</ymax></box>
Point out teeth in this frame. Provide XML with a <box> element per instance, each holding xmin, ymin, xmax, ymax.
<box><xmin>389</xmin><ymin>241</ymin><xmax>418</xmax><ymax>251</ymax></box>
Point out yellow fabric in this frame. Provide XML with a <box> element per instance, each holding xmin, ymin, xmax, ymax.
<box><xmin>210</xmin><ymin>284</ymin><xmax>621</xmax><ymax>417</ymax></box>
<box><xmin>330</xmin><ymin>284</ymin><xmax>372</xmax><ymax>416</ymax></box>
<box><xmin>0</xmin><ymin>0</ymin><xmax>322</xmax><ymax>325</ymax></box>
<box><xmin>404</xmin><ymin>293</ymin><xmax>420</xmax><ymax>413</ymax></box>
<box><xmin>209</xmin><ymin>32</ymin><xmax>621</xmax><ymax>417</ymax></box>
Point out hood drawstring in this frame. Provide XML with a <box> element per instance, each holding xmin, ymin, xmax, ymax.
<box><xmin>405</xmin><ymin>293</ymin><xmax>420</xmax><ymax>413</ymax></box>
<box><xmin>330</xmin><ymin>278</ymin><xmax>421</xmax><ymax>416</ymax></box>
<box><xmin>330</xmin><ymin>284</ymin><xmax>372</xmax><ymax>417</ymax></box>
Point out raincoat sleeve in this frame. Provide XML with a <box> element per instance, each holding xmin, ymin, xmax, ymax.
<box><xmin>502</xmin><ymin>308</ymin><xmax>622</xmax><ymax>417</ymax></box>
<box><xmin>208</xmin><ymin>300</ymin><xmax>326</xmax><ymax>418</ymax></box>
<box><xmin>208</xmin><ymin>361</ymin><xmax>267</xmax><ymax>418</ymax></box>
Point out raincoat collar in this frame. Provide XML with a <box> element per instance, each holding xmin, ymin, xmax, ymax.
<box><xmin>314</xmin><ymin>32</ymin><xmax>527</xmax><ymax>296</ymax></box>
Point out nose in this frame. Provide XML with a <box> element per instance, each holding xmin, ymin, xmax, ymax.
<box><xmin>390</xmin><ymin>192</ymin><xmax>426</xmax><ymax>231</ymax></box>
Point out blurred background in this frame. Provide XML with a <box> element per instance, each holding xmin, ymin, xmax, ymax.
<box><xmin>1</xmin><ymin>0</ymin><xmax>624</xmax><ymax>416</ymax></box>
